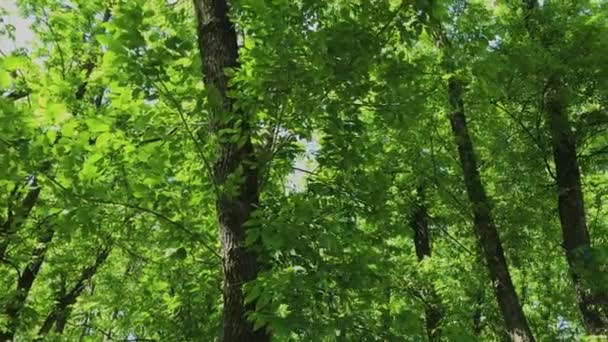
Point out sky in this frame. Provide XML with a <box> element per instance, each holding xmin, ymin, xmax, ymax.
<box><xmin>0</xmin><ymin>0</ymin><xmax>34</xmax><ymax>53</ymax></box>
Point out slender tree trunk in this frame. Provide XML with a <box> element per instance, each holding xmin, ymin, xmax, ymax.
<box><xmin>447</xmin><ymin>77</ymin><xmax>535</xmax><ymax>342</ymax></box>
<box><xmin>415</xmin><ymin>3</ymin><xmax>533</xmax><ymax>337</ymax></box>
<box><xmin>0</xmin><ymin>225</ymin><xmax>54</xmax><ymax>341</ymax></box>
<box><xmin>192</xmin><ymin>1</ymin><xmax>269</xmax><ymax>341</ymax></box>
<box><xmin>411</xmin><ymin>3</ymin><xmax>534</xmax><ymax>336</ymax></box>
<box><xmin>543</xmin><ymin>78</ymin><xmax>608</xmax><ymax>333</ymax></box>
<box><xmin>410</xmin><ymin>187</ymin><xmax>443</xmax><ymax>342</ymax></box>
<box><xmin>523</xmin><ymin>1</ymin><xmax>608</xmax><ymax>333</ymax></box>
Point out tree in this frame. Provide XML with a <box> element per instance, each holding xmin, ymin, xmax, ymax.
<box><xmin>410</xmin><ymin>187</ymin><xmax>443</xmax><ymax>341</ymax></box>
<box><xmin>0</xmin><ymin>0</ymin><xmax>607</xmax><ymax>340</ymax></box>
<box><xmin>416</xmin><ymin>2</ymin><xmax>535</xmax><ymax>339</ymax></box>
<box><xmin>522</xmin><ymin>0</ymin><xmax>608</xmax><ymax>333</ymax></box>
<box><xmin>192</xmin><ymin>0</ymin><xmax>269</xmax><ymax>340</ymax></box>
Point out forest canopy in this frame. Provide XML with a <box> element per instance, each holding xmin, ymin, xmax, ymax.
<box><xmin>1</xmin><ymin>0</ymin><xmax>607</xmax><ymax>341</ymax></box>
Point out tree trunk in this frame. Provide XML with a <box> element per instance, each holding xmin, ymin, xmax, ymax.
<box><xmin>0</xmin><ymin>225</ymin><xmax>54</xmax><ymax>341</ymax></box>
<box><xmin>192</xmin><ymin>1</ymin><xmax>269</xmax><ymax>341</ymax></box>
<box><xmin>447</xmin><ymin>77</ymin><xmax>535</xmax><ymax>342</ymax></box>
<box><xmin>410</xmin><ymin>187</ymin><xmax>443</xmax><ymax>342</ymax></box>
<box><xmin>523</xmin><ymin>1</ymin><xmax>608</xmax><ymax>333</ymax></box>
<box><xmin>544</xmin><ymin>78</ymin><xmax>608</xmax><ymax>333</ymax></box>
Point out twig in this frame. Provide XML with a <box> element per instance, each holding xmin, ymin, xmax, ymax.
<box><xmin>491</xmin><ymin>100</ymin><xmax>556</xmax><ymax>180</ymax></box>
<box><xmin>151</xmin><ymin>74</ymin><xmax>218</xmax><ymax>194</ymax></box>
<box><xmin>41</xmin><ymin>173</ymin><xmax>222</xmax><ymax>261</ymax></box>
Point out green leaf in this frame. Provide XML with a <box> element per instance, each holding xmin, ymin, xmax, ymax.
<box><xmin>95</xmin><ymin>34</ymin><xmax>112</xmax><ymax>45</ymax></box>
<box><xmin>242</xmin><ymin>0</ymin><xmax>266</xmax><ymax>13</ymax></box>
<box><xmin>244</xmin><ymin>282</ymin><xmax>262</xmax><ymax>305</ymax></box>
<box><xmin>244</xmin><ymin>37</ymin><xmax>255</xmax><ymax>50</ymax></box>
<box><xmin>2</xmin><ymin>55</ymin><xmax>27</xmax><ymax>71</ymax></box>
<box><xmin>95</xmin><ymin>132</ymin><xmax>112</xmax><ymax>148</ymax></box>
<box><xmin>46</xmin><ymin>129</ymin><xmax>57</xmax><ymax>143</ymax></box>
<box><xmin>0</xmin><ymin>70</ymin><xmax>11</xmax><ymax>88</ymax></box>
<box><xmin>86</xmin><ymin>118</ymin><xmax>111</xmax><ymax>133</ymax></box>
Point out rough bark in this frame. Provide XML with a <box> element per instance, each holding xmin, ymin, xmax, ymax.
<box><xmin>0</xmin><ymin>225</ymin><xmax>54</xmax><ymax>341</ymax></box>
<box><xmin>523</xmin><ymin>1</ymin><xmax>608</xmax><ymax>333</ymax></box>
<box><xmin>192</xmin><ymin>1</ymin><xmax>269</xmax><ymax>341</ymax></box>
<box><xmin>411</xmin><ymin>192</ymin><xmax>432</xmax><ymax>261</ymax></box>
<box><xmin>410</xmin><ymin>188</ymin><xmax>443</xmax><ymax>342</ymax></box>
<box><xmin>544</xmin><ymin>78</ymin><xmax>608</xmax><ymax>333</ymax></box>
<box><xmin>448</xmin><ymin>77</ymin><xmax>535</xmax><ymax>342</ymax></box>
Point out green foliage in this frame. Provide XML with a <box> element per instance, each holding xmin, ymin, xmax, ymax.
<box><xmin>0</xmin><ymin>0</ymin><xmax>607</xmax><ymax>340</ymax></box>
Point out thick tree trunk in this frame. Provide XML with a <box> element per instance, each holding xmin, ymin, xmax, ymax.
<box><xmin>192</xmin><ymin>1</ymin><xmax>269</xmax><ymax>341</ymax></box>
<box><xmin>447</xmin><ymin>77</ymin><xmax>535</xmax><ymax>342</ymax></box>
<box><xmin>410</xmin><ymin>188</ymin><xmax>443</xmax><ymax>342</ymax></box>
<box><xmin>0</xmin><ymin>225</ymin><xmax>54</xmax><ymax>341</ymax></box>
<box><xmin>544</xmin><ymin>79</ymin><xmax>608</xmax><ymax>333</ymax></box>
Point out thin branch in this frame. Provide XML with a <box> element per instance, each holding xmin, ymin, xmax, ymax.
<box><xmin>2</xmin><ymin>89</ymin><xmax>30</xmax><ymax>101</ymax></box>
<box><xmin>150</xmin><ymin>74</ymin><xmax>218</xmax><ymax>194</ymax></box>
<box><xmin>492</xmin><ymin>100</ymin><xmax>557</xmax><ymax>180</ymax></box>
<box><xmin>41</xmin><ymin>173</ymin><xmax>222</xmax><ymax>261</ymax></box>
<box><xmin>65</xmin><ymin>321</ymin><xmax>158</xmax><ymax>341</ymax></box>
<box><xmin>292</xmin><ymin>166</ymin><xmax>317</xmax><ymax>176</ymax></box>
<box><xmin>434</xmin><ymin>223</ymin><xmax>475</xmax><ymax>256</ymax></box>
<box><xmin>376</xmin><ymin>1</ymin><xmax>408</xmax><ymax>39</ymax></box>
<box><xmin>136</xmin><ymin>126</ymin><xmax>180</xmax><ymax>147</ymax></box>
<box><xmin>40</xmin><ymin>10</ymin><xmax>67</xmax><ymax>78</ymax></box>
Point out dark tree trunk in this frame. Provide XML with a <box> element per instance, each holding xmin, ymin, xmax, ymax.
<box><xmin>0</xmin><ymin>225</ymin><xmax>54</xmax><ymax>341</ymax></box>
<box><xmin>447</xmin><ymin>77</ymin><xmax>535</xmax><ymax>342</ymax></box>
<box><xmin>415</xmin><ymin>6</ymin><xmax>533</xmax><ymax>337</ymax></box>
<box><xmin>411</xmin><ymin>192</ymin><xmax>432</xmax><ymax>261</ymax></box>
<box><xmin>192</xmin><ymin>1</ymin><xmax>269</xmax><ymax>341</ymax></box>
<box><xmin>544</xmin><ymin>79</ymin><xmax>608</xmax><ymax>333</ymax></box>
<box><xmin>410</xmin><ymin>187</ymin><xmax>443</xmax><ymax>342</ymax></box>
<box><xmin>523</xmin><ymin>1</ymin><xmax>608</xmax><ymax>333</ymax></box>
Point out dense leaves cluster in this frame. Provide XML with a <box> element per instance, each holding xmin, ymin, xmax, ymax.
<box><xmin>1</xmin><ymin>0</ymin><xmax>607</xmax><ymax>341</ymax></box>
